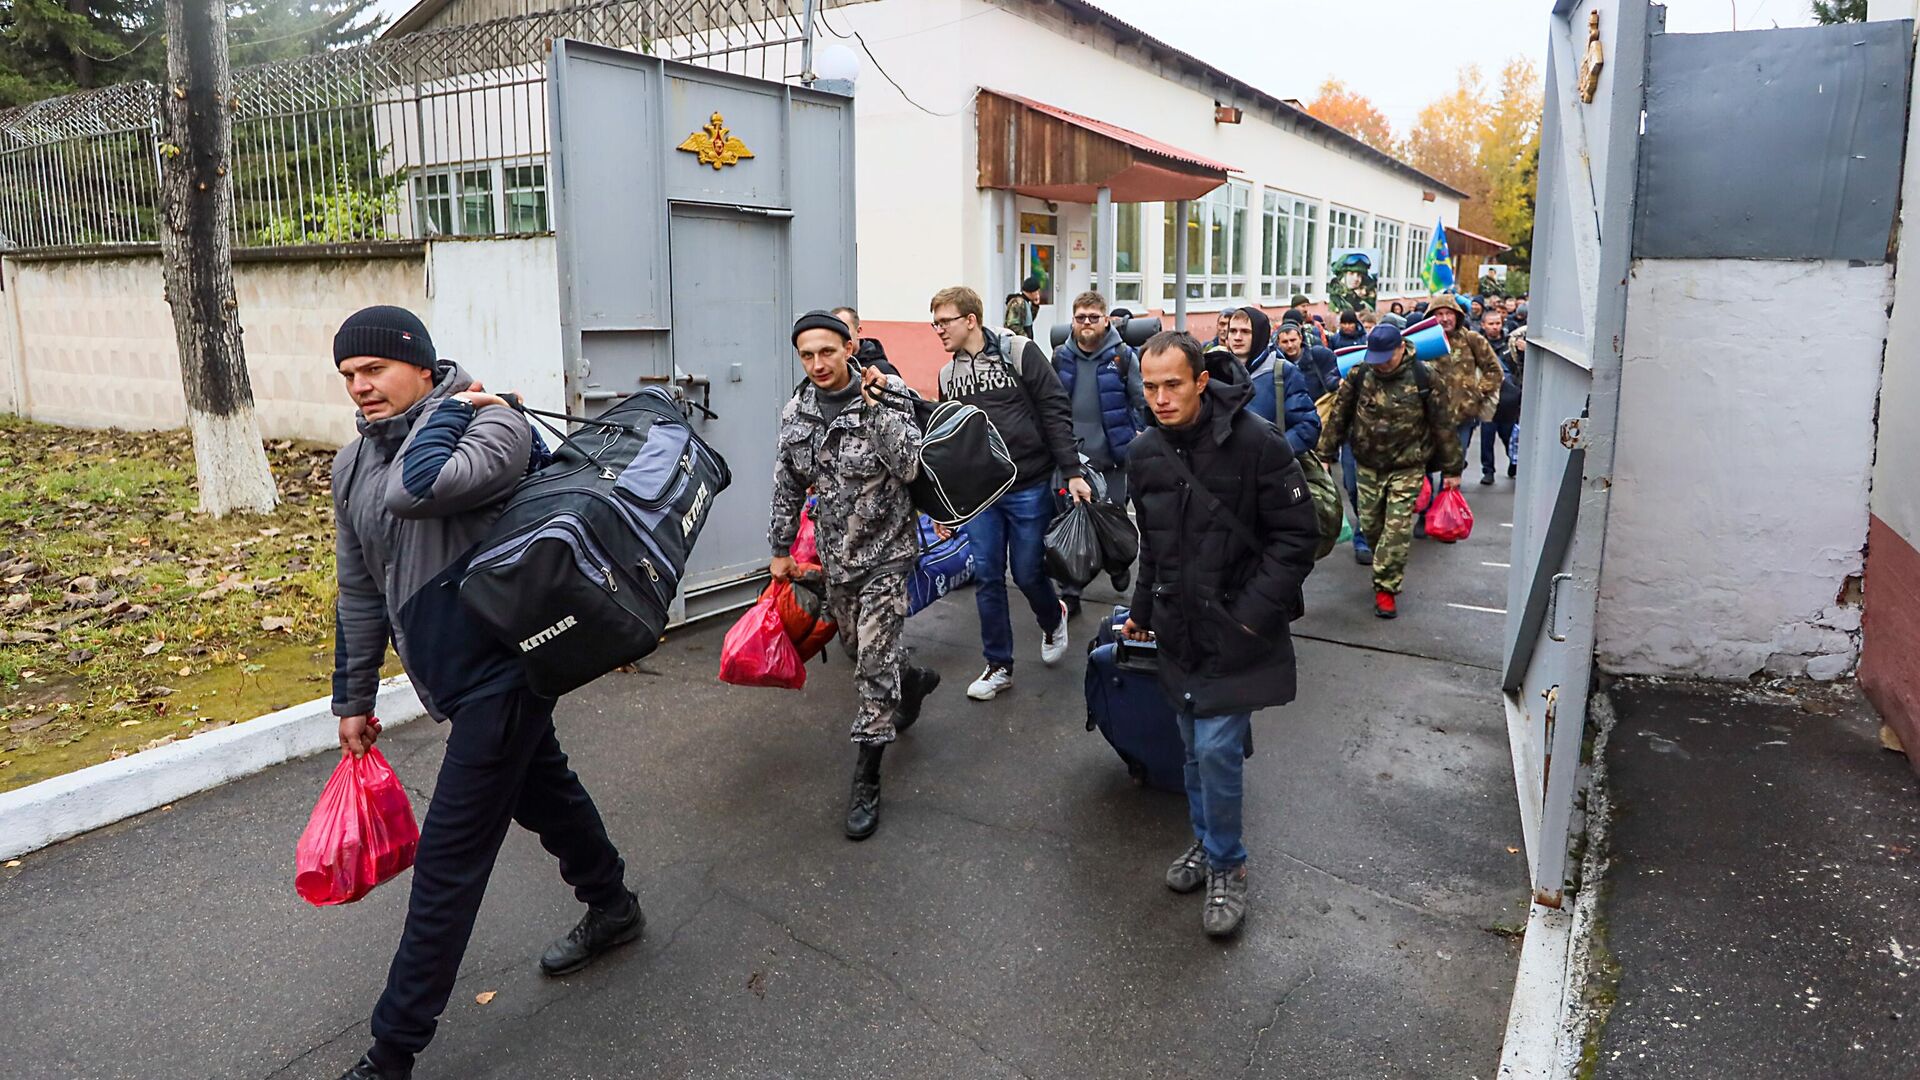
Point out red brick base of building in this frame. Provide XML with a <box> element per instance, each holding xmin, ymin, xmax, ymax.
<box><xmin>1861</xmin><ymin>513</ymin><xmax>1920</xmax><ymax>778</ymax></box>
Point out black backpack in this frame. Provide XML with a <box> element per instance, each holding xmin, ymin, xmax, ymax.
<box><xmin>460</xmin><ymin>388</ymin><xmax>732</xmax><ymax>697</ymax></box>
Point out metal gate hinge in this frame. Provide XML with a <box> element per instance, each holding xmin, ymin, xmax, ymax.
<box><xmin>1559</xmin><ymin>417</ymin><xmax>1587</xmax><ymax>450</ymax></box>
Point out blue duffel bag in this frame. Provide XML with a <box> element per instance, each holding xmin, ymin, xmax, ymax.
<box><xmin>907</xmin><ymin>514</ymin><xmax>974</xmax><ymax>616</ymax></box>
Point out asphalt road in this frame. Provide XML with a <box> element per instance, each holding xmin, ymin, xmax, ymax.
<box><xmin>0</xmin><ymin>471</ymin><xmax>1529</xmax><ymax>1080</ymax></box>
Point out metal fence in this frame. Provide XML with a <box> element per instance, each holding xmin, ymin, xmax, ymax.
<box><xmin>0</xmin><ymin>0</ymin><xmax>820</xmax><ymax>251</ymax></box>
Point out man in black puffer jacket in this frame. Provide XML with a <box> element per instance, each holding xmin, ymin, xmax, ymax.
<box><xmin>1123</xmin><ymin>330</ymin><xmax>1319</xmax><ymax>939</ymax></box>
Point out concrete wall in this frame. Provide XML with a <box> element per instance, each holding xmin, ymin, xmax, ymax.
<box><xmin>0</xmin><ymin>238</ymin><xmax>564</xmax><ymax>446</ymax></box>
<box><xmin>1595</xmin><ymin>258</ymin><xmax>1886</xmax><ymax>680</ymax></box>
<box><xmin>422</xmin><ymin>237</ymin><xmax>566</xmax><ymax>417</ymax></box>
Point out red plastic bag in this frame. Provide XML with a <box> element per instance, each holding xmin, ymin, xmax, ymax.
<box><xmin>1427</xmin><ymin>487</ymin><xmax>1475</xmax><ymax>542</ymax></box>
<box><xmin>1416</xmin><ymin>476</ymin><xmax>1434</xmax><ymax>514</ymax></box>
<box><xmin>792</xmin><ymin>505</ymin><xmax>819</xmax><ymax>566</ymax></box>
<box><xmin>295</xmin><ymin>745</ymin><xmax>419</xmax><ymax>907</ymax></box>
<box><xmin>719</xmin><ymin>594</ymin><xmax>807</xmax><ymax>690</ymax></box>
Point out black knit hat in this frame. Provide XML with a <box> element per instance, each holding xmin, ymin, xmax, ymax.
<box><xmin>334</xmin><ymin>305</ymin><xmax>437</xmax><ymax>369</ymax></box>
<box><xmin>791</xmin><ymin>309</ymin><xmax>852</xmax><ymax>345</ymax></box>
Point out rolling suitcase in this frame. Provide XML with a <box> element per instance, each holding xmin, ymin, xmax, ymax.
<box><xmin>1083</xmin><ymin>606</ymin><xmax>1187</xmax><ymax>792</ymax></box>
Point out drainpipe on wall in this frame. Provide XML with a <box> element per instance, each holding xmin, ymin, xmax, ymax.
<box><xmin>1173</xmin><ymin>198</ymin><xmax>1189</xmax><ymax>331</ymax></box>
<box><xmin>1095</xmin><ymin>184</ymin><xmax>1113</xmax><ymax>301</ymax></box>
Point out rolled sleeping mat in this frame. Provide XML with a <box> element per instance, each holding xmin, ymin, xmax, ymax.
<box><xmin>1333</xmin><ymin>345</ymin><xmax>1367</xmax><ymax>377</ymax></box>
<box><xmin>1403</xmin><ymin>316</ymin><xmax>1451</xmax><ymax>361</ymax></box>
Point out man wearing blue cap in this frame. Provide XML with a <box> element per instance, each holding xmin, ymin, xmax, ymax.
<box><xmin>1316</xmin><ymin>322</ymin><xmax>1464</xmax><ymax>618</ymax></box>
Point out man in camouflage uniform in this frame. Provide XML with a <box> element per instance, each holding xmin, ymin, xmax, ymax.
<box><xmin>1003</xmin><ymin>275</ymin><xmax>1043</xmax><ymax>339</ymax></box>
<box><xmin>770</xmin><ymin>310</ymin><xmax>941</xmax><ymax>840</ymax></box>
<box><xmin>1317</xmin><ymin>322</ymin><xmax>1465</xmax><ymax>619</ymax></box>
<box><xmin>1424</xmin><ymin>293</ymin><xmax>1503</xmax><ymax>492</ymax></box>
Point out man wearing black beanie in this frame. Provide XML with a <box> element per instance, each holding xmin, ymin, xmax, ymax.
<box><xmin>329</xmin><ymin>305</ymin><xmax>639</xmax><ymax>1080</ymax></box>
<box><xmin>769</xmin><ymin>310</ymin><xmax>937</xmax><ymax>839</ymax></box>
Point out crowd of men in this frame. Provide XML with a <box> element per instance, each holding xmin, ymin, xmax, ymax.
<box><xmin>321</xmin><ymin>282</ymin><xmax>1527</xmax><ymax>1078</ymax></box>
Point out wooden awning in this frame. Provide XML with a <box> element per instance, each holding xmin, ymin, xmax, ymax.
<box><xmin>975</xmin><ymin>89</ymin><xmax>1232</xmax><ymax>204</ymax></box>
<box><xmin>1445</xmin><ymin>224</ymin><xmax>1513</xmax><ymax>257</ymax></box>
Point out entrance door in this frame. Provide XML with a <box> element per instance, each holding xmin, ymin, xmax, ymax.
<box><xmin>1017</xmin><ymin>207</ymin><xmax>1058</xmax><ymax>331</ymax></box>
<box><xmin>668</xmin><ymin>204</ymin><xmax>792</xmax><ymax>614</ymax></box>
<box><xmin>1501</xmin><ymin>0</ymin><xmax>1649</xmax><ymax>909</ymax></box>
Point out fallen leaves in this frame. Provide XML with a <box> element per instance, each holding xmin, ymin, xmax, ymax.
<box><xmin>474</xmin><ymin>991</ymin><xmax>497</xmax><ymax>1005</ymax></box>
<box><xmin>261</xmin><ymin>616</ymin><xmax>293</xmax><ymax>633</ymax></box>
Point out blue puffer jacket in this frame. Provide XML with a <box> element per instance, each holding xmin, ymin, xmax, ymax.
<box><xmin>1052</xmin><ymin>329</ymin><xmax>1145</xmax><ymax>464</ymax></box>
<box><xmin>1246</xmin><ymin>347</ymin><xmax>1323</xmax><ymax>455</ymax></box>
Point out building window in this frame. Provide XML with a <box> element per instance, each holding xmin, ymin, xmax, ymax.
<box><xmin>1105</xmin><ymin>201</ymin><xmax>1143</xmax><ymax>303</ymax></box>
<box><xmin>457</xmin><ymin>169</ymin><xmax>494</xmax><ymax>234</ymax></box>
<box><xmin>412</xmin><ymin>173</ymin><xmax>452</xmax><ymax>236</ymax></box>
<box><xmin>1327</xmin><ymin>205</ymin><xmax>1365</xmax><ymax>254</ymax></box>
<box><xmin>1406</xmin><ymin>224</ymin><xmax>1431</xmax><ymax>294</ymax></box>
<box><xmin>505</xmin><ymin>163</ymin><xmax>547</xmax><ymax>233</ymax></box>
<box><xmin>410</xmin><ymin>159</ymin><xmax>551</xmax><ymax>238</ymax></box>
<box><xmin>1260</xmin><ymin>189</ymin><xmax>1319</xmax><ymax>302</ymax></box>
<box><xmin>1373</xmin><ymin>218</ymin><xmax>1403</xmax><ymax>297</ymax></box>
<box><xmin>1162</xmin><ymin>181</ymin><xmax>1249</xmax><ymax>303</ymax></box>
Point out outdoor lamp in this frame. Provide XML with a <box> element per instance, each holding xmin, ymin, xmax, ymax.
<box><xmin>813</xmin><ymin>44</ymin><xmax>859</xmax><ymax>95</ymax></box>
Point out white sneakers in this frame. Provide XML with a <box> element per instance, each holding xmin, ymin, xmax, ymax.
<box><xmin>966</xmin><ymin>664</ymin><xmax>1013</xmax><ymax>701</ymax></box>
<box><xmin>1040</xmin><ymin>601</ymin><xmax>1070</xmax><ymax>666</ymax></box>
<box><xmin>967</xmin><ymin>602</ymin><xmax>1071</xmax><ymax>701</ymax></box>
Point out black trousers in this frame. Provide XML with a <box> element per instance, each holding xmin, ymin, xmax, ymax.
<box><xmin>370</xmin><ymin>687</ymin><xmax>626</xmax><ymax>1058</ymax></box>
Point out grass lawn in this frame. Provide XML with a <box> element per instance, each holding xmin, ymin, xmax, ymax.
<box><xmin>0</xmin><ymin>415</ymin><xmax>396</xmax><ymax>794</ymax></box>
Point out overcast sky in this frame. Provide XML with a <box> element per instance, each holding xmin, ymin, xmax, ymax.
<box><xmin>1086</xmin><ymin>0</ymin><xmax>1820</xmax><ymax>131</ymax></box>
<box><xmin>366</xmin><ymin>0</ymin><xmax>1824</xmax><ymax>130</ymax></box>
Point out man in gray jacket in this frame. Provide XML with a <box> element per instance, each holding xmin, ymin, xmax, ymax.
<box><xmin>329</xmin><ymin>306</ymin><xmax>637</xmax><ymax>1080</ymax></box>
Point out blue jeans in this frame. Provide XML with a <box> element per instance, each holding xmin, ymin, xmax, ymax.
<box><xmin>1479</xmin><ymin>421</ymin><xmax>1518</xmax><ymax>473</ymax></box>
<box><xmin>963</xmin><ymin>480</ymin><xmax>1062</xmax><ymax>667</ymax></box>
<box><xmin>1176</xmin><ymin>710</ymin><xmax>1252</xmax><ymax>870</ymax></box>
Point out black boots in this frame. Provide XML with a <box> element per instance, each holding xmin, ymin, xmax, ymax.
<box><xmin>539</xmin><ymin>889</ymin><xmax>645</xmax><ymax>976</ymax></box>
<box><xmin>339</xmin><ymin>1056</ymin><xmax>407</xmax><ymax>1080</ymax></box>
<box><xmin>845</xmin><ymin>743</ymin><xmax>885</xmax><ymax>840</ymax></box>
<box><xmin>895</xmin><ymin>665</ymin><xmax>941</xmax><ymax>733</ymax></box>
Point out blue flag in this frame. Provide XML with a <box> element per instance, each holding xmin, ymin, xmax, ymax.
<box><xmin>1421</xmin><ymin>219</ymin><xmax>1456</xmax><ymax>293</ymax></box>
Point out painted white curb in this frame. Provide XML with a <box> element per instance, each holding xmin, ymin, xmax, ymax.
<box><xmin>1497</xmin><ymin>901</ymin><xmax>1577</xmax><ymax>1078</ymax></box>
<box><xmin>0</xmin><ymin>674</ymin><xmax>424</xmax><ymax>861</ymax></box>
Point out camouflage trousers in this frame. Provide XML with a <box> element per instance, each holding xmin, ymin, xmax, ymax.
<box><xmin>1354</xmin><ymin>465</ymin><xmax>1425</xmax><ymax>595</ymax></box>
<box><xmin>826</xmin><ymin>566</ymin><xmax>910</xmax><ymax>745</ymax></box>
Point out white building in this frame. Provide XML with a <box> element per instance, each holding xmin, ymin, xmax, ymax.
<box><xmin>380</xmin><ymin>0</ymin><xmax>1471</xmax><ymax>380</ymax></box>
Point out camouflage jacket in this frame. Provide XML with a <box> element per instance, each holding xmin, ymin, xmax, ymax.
<box><xmin>1003</xmin><ymin>293</ymin><xmax>1035</xmax><ymax>338</ymax></box>
<box><xmin>1317</xmin><ymin>359</ymin><xmax>1466</xmax><ymax>477</ymax></box>
<box><xmin>1430</xmin><ymin>327</ymin><xmax>1503</xmax><ymax>425</ymax></box>
<box><xmin>769</xmin><ymin>375</ymin><xmax>922</xmax><ymax>584</ymax></box>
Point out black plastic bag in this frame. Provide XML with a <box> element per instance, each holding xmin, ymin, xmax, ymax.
<box><xmin>1087</xmin><ymin>502</ymin><xmax>1139</xmax><ymax>576</ymax></box>
<box><xmin>1044</xmin><ymin>502</ymin><xmax>1102</xmax><ymax>588</ymax></box>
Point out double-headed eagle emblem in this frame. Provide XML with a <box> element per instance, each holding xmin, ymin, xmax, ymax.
<box><xmin>677</xmin><ymin>112</ymin><xmax>755</xmax><ymax>169</ymax></box>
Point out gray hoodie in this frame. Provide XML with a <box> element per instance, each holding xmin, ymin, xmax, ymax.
<box><xmin>331</xmin><ymin>360</ymin><xmax>534</xmax><ymax>721</ymax></box>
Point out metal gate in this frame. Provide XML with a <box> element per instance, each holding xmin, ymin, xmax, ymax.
<box><xmin>546</xmin><ymin>40</ymin><xmax>857</xmax><ymax>624</ymax></box>
<box><xmin>1501</xmin><ymin>0</ymin><xmax>1649</xmax><ymax>909</ymax></box>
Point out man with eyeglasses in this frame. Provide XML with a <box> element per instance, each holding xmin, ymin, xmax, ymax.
<box><xmin>1050</xmin><ymin>290</ymin><xmax>1147</xmax><ymax>616</ymax></box>
<box><xmin>928</xmin><ymin>285</ymin><xmax>1088</xmax><ymax>702</ymax></box>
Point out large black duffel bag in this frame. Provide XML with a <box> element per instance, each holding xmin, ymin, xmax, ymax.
<box><xmin>460</xmin><ymin>388</ymin><xmax>731</xmax><ymax>697</ymax></box>
<box><xmin>871</xmin><ymin>384</ymin><xmax>1016</xmax><ymax>528</ymax></box>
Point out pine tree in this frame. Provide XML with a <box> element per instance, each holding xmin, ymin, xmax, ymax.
<box><xmin>1811</xmin><ymin>0</ymin><xmax>1867</xmax><ymax>23</ymax></box>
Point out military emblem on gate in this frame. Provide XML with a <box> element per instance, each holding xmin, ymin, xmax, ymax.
<box><xmin>677</xmin><ymin>112</ymin><xmax>756</xmax><ymax>169</ymax></box>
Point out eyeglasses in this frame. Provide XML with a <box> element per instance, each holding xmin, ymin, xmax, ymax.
<box><xmin>1071</xmin><ymin>314</ymin><xmax>1106</xmax><ymax>324</ymax></box>
<box><xmin>930</xmin><ymin>314</ymin><xmax>970</xmax><ymax>330</ymax></box>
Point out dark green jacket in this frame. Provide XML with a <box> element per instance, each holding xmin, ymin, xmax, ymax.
<box><xmin>1317</xmin><ymin>358</ymin><xmax>1465</xmax><ymax>476</ymax></box>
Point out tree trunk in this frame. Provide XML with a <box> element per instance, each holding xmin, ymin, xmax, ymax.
<box><xmin>158</xmin><ymin>0</ymin><xmax>278</xmax><ymax>517</ymax></box>
<box><xmin>65</xmin><ymin>0</ymin><xmax>93</xmax><ymax>88</ymax></box>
